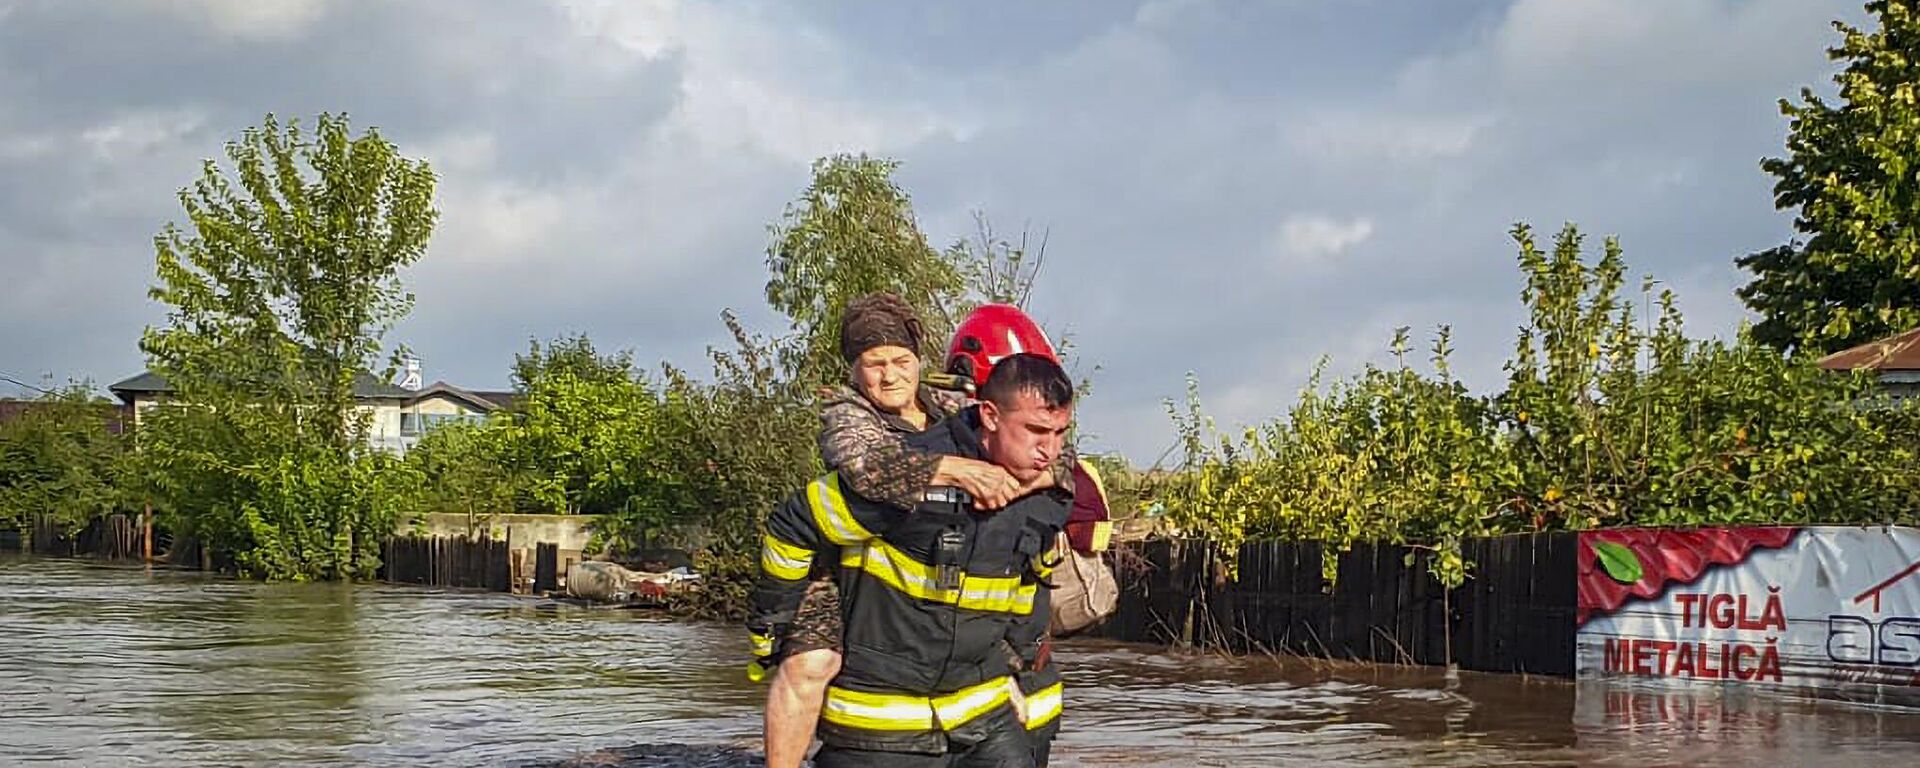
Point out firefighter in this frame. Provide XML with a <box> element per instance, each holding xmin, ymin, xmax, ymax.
<box><xmin>943</xmin><ymin>308</ymin><xmax>1103</xmax><ymax>766</ymax></box>
<box><xmin>749</xmin><ymin>353</ymin><xmax>1076</xmax><ymax>767</ymax></box>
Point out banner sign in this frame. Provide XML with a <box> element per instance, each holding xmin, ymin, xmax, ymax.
<box><xmin>1575</xmin><ymin>526</ymin><xmax>1920</xmax><ymax>705</ymax></box>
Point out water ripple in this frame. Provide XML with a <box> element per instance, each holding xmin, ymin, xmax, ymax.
<box><xmin>7</xmin><ymin>556</ymin><xmax>1920</xmax><ymax>767</ymax></box>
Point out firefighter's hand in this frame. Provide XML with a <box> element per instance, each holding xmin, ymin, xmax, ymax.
<box><xmin>1018</xmin><ymin>471</ymin><xmax>1057</xmax><ymax>498</ymax></box>
<box><xmin>934</xmin><ymin>457</ymin><xmax>1021</xmax><ymax>510</ymax></box>
<box><xmin>1006</xmin><ymin>678</ymin><xmax>1029</xmax><ymax>724</ymax></box>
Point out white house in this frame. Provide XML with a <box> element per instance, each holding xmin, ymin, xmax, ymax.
<box><xmin>109</xmin><ymin>368</ymin><xmax>516</xmax><ymax>455</ymax></box>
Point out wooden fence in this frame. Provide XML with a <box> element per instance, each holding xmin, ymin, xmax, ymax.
<box><xmin>378</xmin><ymin>535</ymin><xmax>514</xmax><ymax>591</ymax></box>
<box><xmin>8</xmin><ymin>515</ymin><xmax>1576</xmax><ymax>678</ymax></box>
<box><xmin>1090</xmin><ymin>533</ymin><xmax>1579</xmax><ymax>677</ymax></box>
<box><xmin>534</xmin><ymin>542</ymin><xmax>559</xmax><ymax>594</ymax></box>
<box><xmin>7</xmin><ymin>519</ymin><xmax>558</xmax><ymax>597</ymax></box>
<box><xmin>17</xmin><ymin>514</ymin><xmax>148</xmax><ymax>561</ymax></box>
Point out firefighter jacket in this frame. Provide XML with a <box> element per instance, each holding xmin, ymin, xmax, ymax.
<box><xmin>747</xmin><ymin>407</ymin><xmax>1069</xmax><ymax>754</ymax></box>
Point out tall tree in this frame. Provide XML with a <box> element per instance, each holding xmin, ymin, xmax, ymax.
<box><xmin>1738</xmin><ymin>0</ymin><xmax>1920</xmax><ymax>355</ymax></box>
<box><xmin>144</xmin><ymin>112</ymin><xmax>437</xmax><ymax>444</ymax></box>
<box><xmin>137</xmin><ymin>112</ymin><xmax>437</xmax><ymax>579</ymax></box>
<box><xmin>764</xmin><ymin>154</ymin><xmax>967</xmax><ymax>383</ymax></box>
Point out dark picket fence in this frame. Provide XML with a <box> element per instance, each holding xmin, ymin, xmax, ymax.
<box><xmin>8</xmin><ymin>519</ymin><xmax>559</xmax><ymax>597</ymax></box>
<box><xmin>378</xmin><ymin>535</ymin><xmax>513</xmax><ymax>592</ymax></box>
<box><xmin>1088</xmin><ymin>533</ymin><xmax>1579</xmax><ymax>677</ymax></box>
<box><xmin>17</xmin><ymin>514</ymin><xmax>147</xmax><ymax>561</ymax></box>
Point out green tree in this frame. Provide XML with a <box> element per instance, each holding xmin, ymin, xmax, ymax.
<box><xmin>765</xmin><ymin>154</ymin><xmax>968</xmax><ymax>382</ymax></box>
<box><xmin>492</xmin><ymin>335</ymin><xmax>664</xmax><ymax>518</ymax></box>
<box><xmin>405</xmin><ymin>420</ymin><xmax>521</xmax><ymax>534</ymax></box>
<box><xmin>511</xmin><ymin>332</ymin><xmax>638</xmax><ymax>391</ymax></box>
<box><xmin>136</xmin><ymin>112</ymin><xmax>437</xmax><ymax>580</ymax></box>
<box><xmin>1738</xmin><ymin>0</ymin><xmax>1920</xmax><ymax>354</ymax></box>
<box><xmin>652</xmin><ymin>312</ymin><xmax>822</xmax><ymax>619</ymax></box>
<box><xmin>144</xmin><ymin>112</ymin><xmax>437</xmax><ymax>442</ymax></box>
<box><xmin>0</xmin><ymin>386</ymin><xmax>130</xmax><ymax>536</ymax></box>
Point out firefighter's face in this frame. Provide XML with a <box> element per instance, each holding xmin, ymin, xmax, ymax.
<box><xmin>852</xmin><ymin>345</ymin><xmax>921</xmax><ymax>413</ymax></box>
<box><xmin>979</xmin><ymin>390</ymin><xmax>1073</xmax><ymax>483</ymax></box>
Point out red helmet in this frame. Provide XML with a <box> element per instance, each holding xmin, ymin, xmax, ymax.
<box><xmin>946</xmin><ymin>303</ymin><xmax>1058</xmax><ymax>388</ymax></box>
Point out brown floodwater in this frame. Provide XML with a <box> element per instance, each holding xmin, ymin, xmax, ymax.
<box><xmin>4</xmin><ymin>555</ymin><xmax>1918</xmax><ymax>767</ymax></box>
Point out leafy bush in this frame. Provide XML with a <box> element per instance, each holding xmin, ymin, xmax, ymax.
<box><xmin>1154</xmin><ymin>224</ymin><xmax>1920</xmax><ymax>587</ymax></box>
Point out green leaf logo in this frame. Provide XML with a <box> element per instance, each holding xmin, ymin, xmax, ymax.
<box><xmin>1593</xmin><ymin>540</ymin><xmax>1643</xmax><ymax>584</ymax></box>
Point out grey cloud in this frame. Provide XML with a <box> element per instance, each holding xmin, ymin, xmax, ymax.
<box><xmin>882</xmin><ymin>0</ymin><xmax>1869</xmax><ymax>459</ymax></box>
<box><xmin>0</xmin><ymin>0</ymin><xmax>1879</xmax><ymax>464</ymax></box>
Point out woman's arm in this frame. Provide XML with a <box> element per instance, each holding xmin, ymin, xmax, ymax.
<box><xmin>819</xmin><ymin>396</ymin><xmax>1021</xmax><ymax>510</ymax></box>
<box><xmin>818</xmin><ymin>399</ymin><xmax>940</xmax><ymax>510</ymax></box>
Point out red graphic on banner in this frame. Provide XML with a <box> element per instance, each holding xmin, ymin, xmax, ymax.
<box><xmin>1854</xmin><ymin>557</ymin><xmax>1920</xmax><ymax>612</ymax></box>
<box><xmin>1577</xmin><ymin>527</ymin><xmax>1799</xmax><ymax>624</ymax></box>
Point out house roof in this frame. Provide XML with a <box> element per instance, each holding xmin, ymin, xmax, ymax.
<box><xmin>471</xmin><ymin>390</ymin><xmax>519</xmax><ymax>410</ymax></box>
<box><xmin>108</xmin><ymin>370</ymin><xmax>415</xmax><ymax>403</ymax></box>
<box><xmin>1818</xmin><ymin>327</ymin><xmax>1920</xmax><ymax>372</ymax></box>
<box><xmin>405</xmin><ymin>381</ymin><xmax>508</xmax><ymax>412</ymax></box>
<box><xmin>107</xmin><ymin>371</ymin><xmax>169</xmax><ymax>394</ymax></box>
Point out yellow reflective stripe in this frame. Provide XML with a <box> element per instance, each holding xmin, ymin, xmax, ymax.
<box><xmin>822</xmin><ymin>686</ymin><xmax>935</xmax><ymax>731</ymax></box>
<box><xmin>809</xmin><ymin>474</ymin><xmax>872</xmax><ymax>545</ymax></box>
<box><xmin>749</xmin><ymin>632</ymin><xmax>776</xmax><ymax>658</ymax></box>
<box><xmin>934</xmin><ymin>677</ymin><xmax>1014</xmax><ymax>727</ymax></box>
<box><xmin>1088</xmin><ymin>520</ymin><xmax>1113</xmax><ymax>552</ymax></box>
<box><xmin>840</xmin><ymin>540</ymin><xmax>1036</xmax><ymax>614</ymax></box>
<box><xmin>822</xmin><ymin>677</ymin><xmax>1012</xmax><ymax>732</ymax></box>
<box><xmin>760</xmin><ymin>534</ymin><xmax>813</xmax><ymax>580</ymax></box>
<box><xmin>1077</xmin><ymin>459</ymin><xmax>1108</xmax><ymax>501</ymax></box>
<box><xmin>1025</xmin><ymin>682</ymin><xmax>1063</xmax><ymax>729</ymax></box>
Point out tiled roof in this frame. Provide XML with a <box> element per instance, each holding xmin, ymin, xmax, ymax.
<box><xmin>1817</xmin><ymin>327</ymin><xmax>1920</xmax><ymax>372</ymax></box>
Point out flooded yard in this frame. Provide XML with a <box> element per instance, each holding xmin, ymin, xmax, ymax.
<box><xmin>4</xmin><ymin>556</ymin><xmax>1916</xmax><ymax>766</ymax></box>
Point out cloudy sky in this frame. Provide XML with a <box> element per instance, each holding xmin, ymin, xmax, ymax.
<box><xmin>0</xmin><ymin>0</ymin><xmax>1868</xmax><ymax>462</ymax></box>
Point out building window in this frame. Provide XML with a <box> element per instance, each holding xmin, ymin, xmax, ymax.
<box><xmin>411</xmin><ymin>412</ymin><xmax>481</xmax><ymax>434</ymax></box>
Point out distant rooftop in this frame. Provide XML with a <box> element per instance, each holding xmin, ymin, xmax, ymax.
<box><xmin>407</xmin><ymin>380</ymin><xmax>518</xmax><ymax>411</ymax></box>
<box><xmin>1818</xmin><ymin>327</ymin><xmax>1920</xmax><ymax>373</ymax></box>
<box><xmin>108</xmin><ymin>370</ymin><xmax>416</xmax><ymax>403</ymax></box>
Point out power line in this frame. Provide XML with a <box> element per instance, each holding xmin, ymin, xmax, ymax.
<box><xmin>0</xmin><ymin>370</ymin><xmax>60</xmax><ymax>397</ymax></box>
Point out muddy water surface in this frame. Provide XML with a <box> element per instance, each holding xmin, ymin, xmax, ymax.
<box><xmin>4</xmin><ymin>556</ymin><xmax>1916</xmax><ymax>766</ymax></box>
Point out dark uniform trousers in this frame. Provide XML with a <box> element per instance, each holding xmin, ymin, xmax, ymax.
<box><xmin>813</xmin><ymin>706</ymin><xmax>1034</xmax><ymax>768</ymax></box>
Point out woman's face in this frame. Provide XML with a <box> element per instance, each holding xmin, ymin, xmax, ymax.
<box><xmin>852</xmin><ymin>345</ymin><xmax>921</xmax><ymax>413</ymax></box>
